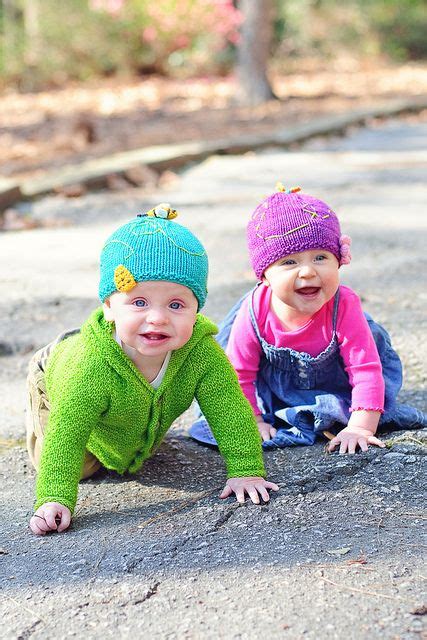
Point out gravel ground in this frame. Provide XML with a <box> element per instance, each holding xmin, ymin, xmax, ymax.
<box><xmin>0</xmin><ymin>116</ymin><xmax>426</xmax><ymax>639</ymax></box>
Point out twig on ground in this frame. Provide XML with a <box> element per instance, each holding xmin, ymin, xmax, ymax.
<box><xmin>2</xmin><ymin>594</ymin><xmax>48</xmax><ymax>627</ymax></box>
<box><xmin>386</xmin><ymin>435</ymin><xmax>427</xmax><ymax>449</ymax></box>
<box><xmin>319</xmin><ymin>576</ymin><xmax>411</xmax><ymax>602</ymax></box>
<box><xmin>91</xmin><ymin>534</ymin><xmax>109</xmax><ymax>575</ymax></box>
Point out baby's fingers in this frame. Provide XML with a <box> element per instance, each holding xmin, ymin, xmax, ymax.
<box><xmin>219</xmin><ymin>485</ymin><xmax>233</xmax><ymax>500</ymax></box>
<box><xmin>357</xmin><ymin>438</ymin><xmax>369</xmax><ymax>453</ymax></box>
<box><xmin>265</xmin><ymin>481</ymin><xmax>279</xmax><ymax>492</ymax></box>
<box><xmin>367</xmin><ymin>435</ymin><xmax>386</xmax><ymax>449</ymax></box>
<box><xmin>44</xmin><ymin>511</ymin><xmax>59</xmax><ymax>531</ymax></box>
<box><xmin>327</xmin><ymin>437</ymin><xmax>340</xmax><ymax>452</ymax></box>
<box><xmin>258</xmin><ymin>424</ymin><xmax>272</xmax><ymax>441</ymax></box>
<box><xmin>254</xmin><ymin>484</ymin><xmax>270</xmax><ymax>502</ymax></box>
<box><xmin>29</xmin><ymin>514</ymin><xmax>50</xmax><ymax>536</ymax></box>
<box><xmin>346</xmin><ymin>437</ymin><xmax>362</xmax><ymax>455</ymax></box>
<box><xmin>247</xmin><ymin>487</ymin><xmax>260</xmax><ymax>505</ymax></box>
<box><xmin>57</xmin><ymin>510</ymin><xmax>71</xmax><ymax>532</ymax></box>
<box><xmin>254</xmin><ymin>482</ymin><xmax>277</xmax><ymax>502</ymax></box>
<box><xmin>234</xmin><ymin>487</ymin><xmax>246</xmax><ymax>504</ymax></box>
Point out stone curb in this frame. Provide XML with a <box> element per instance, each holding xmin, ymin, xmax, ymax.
<box><xmin>2</xmin><ymin>95</ymin><xmax>426</xmax><ymax>211</ymax></box>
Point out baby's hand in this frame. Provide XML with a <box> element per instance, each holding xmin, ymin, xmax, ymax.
<box><xmin>328</xmin><ymin>425</ymin><xmax>385</xmax><ymax>455</ymax></box>
<box><xmin>220</xmin><ymin>477</ymin><xmax>279</xmax><ymax>504</ymax></box>
<box><xmin>29</xmin><ymin>502</ymin><xmax>71</xmax><ymax>536</ymax></box>
<box><xmin>256</xmin><ymin>417</ymin><xmax>277</xmax><ymax>441</ymax></box>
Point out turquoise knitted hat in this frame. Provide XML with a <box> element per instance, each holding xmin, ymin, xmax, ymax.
<box><xmin>99</xmin><ymin>203</ymin><xmax>208</xmax><ymax>309</ymax></box>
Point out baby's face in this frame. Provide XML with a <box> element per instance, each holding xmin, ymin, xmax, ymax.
<box><xmin>103</xmin><ymin>280</ymin><xmax>198</xmax><ymax>357</ymax></box>
<box><xmin>262</xmin><ymin>248</ymin><xmax>339</xmax><ymax>322</ymax></box>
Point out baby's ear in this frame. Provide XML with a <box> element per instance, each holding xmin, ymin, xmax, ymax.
<box><xmin>261</xmin><ymin>275</ymin><xmax>270</xmax><ymax>287</ymax></box>
<box><xmin>102</xmin><ymin>299</ymin><xmax>114</xmax><ymax>321</ymax></box>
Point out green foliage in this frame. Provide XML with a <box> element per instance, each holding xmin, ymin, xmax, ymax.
<box><xmin>0</xmin><ymin>0</ymin><xmax>240</xmax><ymax>89</ymax></box>
<box><xmin>0</xmin><ymin>0</ymin><xmax>425</xmax><ymax>90</ymax></box>
<box><xmin>0</xmin><ymin>0</ymin><xmax>132</xmax><ymax>88</ymax></box>
<box><xmin>274</xmin><ymin>0</ymin><xmax>427</xmax><ymax>62</ymax></box>
<box><xmin>366</xmin><ymin>0</ymin><xmax>427</xmax><ymax>60</ymax></box>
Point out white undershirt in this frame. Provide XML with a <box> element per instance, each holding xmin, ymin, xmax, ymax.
<box><xmin>149</xmin><ymin>351</ymin><xmax>171</xmax><ymax>388</ymax></box>
<box><xmin>114</xmin><ymin>331</ymin><xmax>171</xmax><ymax>388</ymax></box>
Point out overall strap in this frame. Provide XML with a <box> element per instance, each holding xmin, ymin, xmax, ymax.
<box><xmin>332</xmin><ymin>287</ymin><xmax>340</xmax><ymax>332</ymax></box>
<box><xmin>248</xmin><ymin>285</ymin><xmax>264</xmax><ymax>345</ymax></box>
<box><xmin>249</xmin><ymin>284</ymin><xmax>341</xmax><ymax>343</ymax></box>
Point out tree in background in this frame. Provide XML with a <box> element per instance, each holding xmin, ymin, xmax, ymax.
<box><xmin>1</xmin><ymin>0</ymin><xmax>426</xmax><ymax>90</ymax></box>
<box><xmin>236</xmin><ymin>0</ymin><xmax>276</xmax><ymax>106</ymax></box>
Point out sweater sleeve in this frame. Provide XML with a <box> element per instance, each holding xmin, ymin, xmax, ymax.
<box><xmin>35</xmin><ymin>351</ymin><xmax>109</xmax><ymax>513</ymax></box>
<box><xmin>225</xmin><ymin>295</ymin><xmax>262</xmax><ymax>415</ymax></box>
<box><xmin>337</xmin><ymin>288</ymin><xmax>385</xmax><ymax>412</ymax></box>
<box><xmin>193</xmin><ymin>337</ymin><xmax>265</xmax><ymax>479</ymax></box>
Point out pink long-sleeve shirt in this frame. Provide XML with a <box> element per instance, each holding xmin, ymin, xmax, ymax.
<box><xmin>226</xmin><ymin>284</ymin><xmax>385</xmax><ymax>415</ymax></box>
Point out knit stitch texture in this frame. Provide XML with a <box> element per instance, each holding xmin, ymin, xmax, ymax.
<box><xmin>99</xmin><ymin>216</ymin><xmax>208</xmax><ymax>309</ymax></box>
<box><xmin>35</xmin><ymin>309</ymin><xmax>265</xmax><ymax>513</ymax></box>
<box><xmin>247</xmin><ymin>191</ymin><xmax>342</xmax><ymax>278</ymax></box>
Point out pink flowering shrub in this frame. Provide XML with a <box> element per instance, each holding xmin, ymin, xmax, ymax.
<box><xmin>90</xmin><ymin>0</ymin><xmax>242</xmax><ymax>74</ymax></box>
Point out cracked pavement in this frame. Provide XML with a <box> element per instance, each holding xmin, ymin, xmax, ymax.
<box><xmin>1</xmin><ymin>116</ymin><xmax>426</xmax><ymax>639</ymax></box>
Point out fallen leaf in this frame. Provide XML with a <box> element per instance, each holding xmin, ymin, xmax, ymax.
<box><xmin>347</xmin><ymin>556</ymin><xmax>368</xmax><ymax>565</ymax></box>
<box><xmin>410</xmin><ymin>604</ymin><xmax>427</xmax><ymax>616</ymax></box>
<box><xmin>326</xmin><ymin>547</ymin><xmax>352</xmax><ymax>556</ymax></box>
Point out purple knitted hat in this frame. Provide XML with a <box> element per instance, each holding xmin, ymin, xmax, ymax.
<box><xmin>247</xmin><ymin>185</ymin><xmax>349</xmax><ymax>278</ymax></box>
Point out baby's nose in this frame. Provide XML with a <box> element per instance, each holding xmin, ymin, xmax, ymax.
<box><xmin>298</xmin><ymin>264</ymin><xmax>316</xmax><ymax>278</ymax></box>
<box><xmin>146</xmin><ymin>308</ymin><xmax>168</xmax><ymax>324</ymax></box>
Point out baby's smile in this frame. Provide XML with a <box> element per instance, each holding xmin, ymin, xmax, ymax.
<box><xmin>140</xmin><ymin>331</ymin><xmax>170</xmax><ymax>342</ymax></box>
<box><xmin>296</xmin><ymin>286</ymin><xmax>321</xmax><ymax>297</ymax></box>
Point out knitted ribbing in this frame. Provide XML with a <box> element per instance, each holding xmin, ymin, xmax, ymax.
<box><xmin>35</xmin><ymin>309</ymin><xmax>265</xmax><ymax>513</ymax></box>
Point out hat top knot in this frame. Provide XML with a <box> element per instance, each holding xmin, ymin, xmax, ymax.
<box><xmin>275</xmin><ymin>183</ymin><xmax>301</xmax><ymax>194</ymax></box>
<box><xmin>138</xmin><ymin>203</ymin><xmax>178</xmax><ymax>220</ymax></box>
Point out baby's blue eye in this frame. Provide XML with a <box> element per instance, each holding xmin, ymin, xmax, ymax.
<box><xmin>134</xmin><ymin>299</ymin><xmax>147</xmax><ymax>307</ymax></box>
<box><xmin>169</xmin><ymin>301</ymin><xmax>183</xmax><ymax>310</ymax></box>
<box><xmin>314</xmin><ymin>254</ymin><xmax>327</xmax><ymax>261</ymax></box>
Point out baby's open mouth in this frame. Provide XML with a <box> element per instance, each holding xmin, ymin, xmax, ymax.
<box><xmin>141</xmin><ymin>332</ymin><xmax>169</xmax><ymax>341</ymax></box>
<box><xmin>296</xmin><ymin>287</ymin><xmax>320</xmax><ymax>296</ymax></box>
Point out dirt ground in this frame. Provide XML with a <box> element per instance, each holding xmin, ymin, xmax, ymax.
<box><xmin>0</xmin><ymin>113</ymin><xmax>426</xmax><ymax>638</ymax></box>
<box><xmin>2</xmin><ymin>62</ymin><xmax>427</xmax><ymax>182</ymax></box>
<box><xmin>2</xmin><ymin>39</ymin><xmax>427</xmax><ymax>634</ymax></box>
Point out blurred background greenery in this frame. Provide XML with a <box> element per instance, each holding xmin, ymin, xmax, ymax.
<box><xmin>1</xmin><ymin>0</ymin><xmax>426</xmax><ymax>92</ymax></box>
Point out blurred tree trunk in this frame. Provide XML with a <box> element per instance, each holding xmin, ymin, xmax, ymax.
<box><xmin>1</xmin><ymin>0</ymin><xmax>15</xmax><ymax>75</ymax></box>
<box><xmin>236</xmin><ymin>0</ymin><xmax>276</xmax><ymax>106</ymax></box>
<box><xmin>23</xmin><ymin>0</ymin><xmax>40</xmax><ymax>67</ymax></box>
<box><xmin>20</xmin><ymin>0</ymin><xmax>41</xmax><ymax>89</ymax></box>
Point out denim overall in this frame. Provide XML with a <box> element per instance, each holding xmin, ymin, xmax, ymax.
<box><xmin>189</xmin><ymin>286</ymin><xmax>426</xmax><ymax>449</ymax></box>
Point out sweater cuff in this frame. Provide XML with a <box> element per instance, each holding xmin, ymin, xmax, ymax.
<box><xmin>225</xmin><ymin>456</ymin><xmax>266</xmax><ymax>479</ymax></box>
<box><xmin>34</xmin><ymin>495</ymin><xmax>77</xmax><ymax>514</ymax></box>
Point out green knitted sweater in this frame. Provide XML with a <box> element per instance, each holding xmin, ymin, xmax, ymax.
<box><xmin>36</xmin><ymin>308</ymin><xmax>265</xmax><ymax>513</ymax></box>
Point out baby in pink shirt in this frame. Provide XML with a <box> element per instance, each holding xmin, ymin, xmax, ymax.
<box><xmin>190</xmin><ymin>184</ymin><xmax>426</xmax><ymax>453</ymax></box>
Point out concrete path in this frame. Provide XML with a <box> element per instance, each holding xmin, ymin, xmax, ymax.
<box><xmin>1</xmin><ymin>116</ymin><xmax>426</xmax><ymax>639</ymax></box>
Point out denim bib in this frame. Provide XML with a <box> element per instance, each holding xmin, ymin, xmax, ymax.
<box><xmin>189</xmin><ymin>286</ymin><xmax>426</xmax><ymax>449</ymax></box>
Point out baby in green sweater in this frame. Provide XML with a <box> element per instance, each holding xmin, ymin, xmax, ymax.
<box><xmin>28</xmin><ymin>204</ymin><xmax>278</xmax><ymax>536</ymax></box>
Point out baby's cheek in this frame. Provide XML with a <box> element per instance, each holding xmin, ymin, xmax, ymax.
<box><xmin>180</xmin><ymin>325</ymin><xmax>195</xmax><ymax>347</ymax></box>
